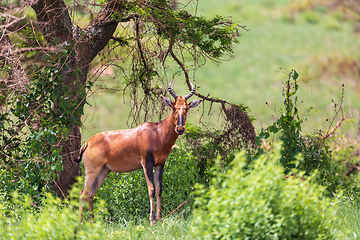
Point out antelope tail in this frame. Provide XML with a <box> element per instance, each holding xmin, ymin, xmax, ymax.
<box><xmin>74</xmin><ymin>142</ymin><xmax>88</xmax><ymax>163</ymax></box>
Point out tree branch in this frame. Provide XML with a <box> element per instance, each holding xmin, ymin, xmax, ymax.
<box><xmin>29</xmin><ymin>0</ymin><xmax>73</xmax><ymax>43</ymax></box>
<box><xmin>169</xmin><ymin>46</ymin><xmax>236</xmax><ymax>113</ymax></box>
<box><xmin>84</xmin><ymin>1</ymin><xmax>127</xmax><ymax>61</ymax></box>
<box><xmin>0</xmin><ymin>34</ymin><xmax>29</xmax><ymax>91</ymax></box>
<box><xmin>346</xmin><ymin>162</ymin><xmax>360</xmax><ymax>176</ymax></box>
<box><xmin>0</xmin><ymin>47</ymin><xmax>59</xmax><ymax>58</ymax></box>
<box><xmin>135</xmin><ymin>17</ymin><xmax>149</xmax><ymax>73</ymax></box>
<box><xmin>0</xmin><ymin>15</ymin><xmax>27</xmax><ymax>31</ymax></box>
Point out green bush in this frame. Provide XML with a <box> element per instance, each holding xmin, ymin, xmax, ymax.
<box><xmin>257</xmin><ymin>70</ymin><xmax>360</xmax><ymax>203</ymax></box>
<box><xmin>302</xmin><ymin>10</ymin><xmax>321</xmax><ymax>24</ymax></box>
<box><xmin>324</xmin><ymin>142</ymin><xmax>360</xmax><ymax>204</ymax></box>
<box><xmin>192</xmin><ymin>144</ymin><xmax>338</xmax><ymax>239</ymax></box>
<box><xmin>95</xmin><ymin>148</ymin><xmax>197</xmax><ymax>222</ymax></box>
<box><xmin>0</xmin><ymin>187</ymin><xmax>106</xmax><ymax>240</ymax></box>
<box><xmin>257</xmin><ymin>70</ymin><xmax>333</xmax><ymax>175</ymax></box>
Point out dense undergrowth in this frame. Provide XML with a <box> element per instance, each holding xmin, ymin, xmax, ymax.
<box><xmin>1</xmin><ymin>70</ymin><xmax>360</xmax><ymax>239</ymax></box>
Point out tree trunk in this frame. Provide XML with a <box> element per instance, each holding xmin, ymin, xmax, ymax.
<box><xmin>53</xmin><ymin>126</ymin><xmax>82</xmax><ymax>198</ymax></box>
<box><xmin>30</xmin><ymin>0</ymin><xmax>124</xmax><ymax>198</ymax></box>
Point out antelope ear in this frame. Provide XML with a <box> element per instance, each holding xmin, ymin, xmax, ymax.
<box><xmin>162</xmin><ymin>97</ymin><xmax>173</xmax><ymax>108</ymax></box>
<box><xmin>189</xmin><ymin>99</ymin><xmax>202</xmax><ymax>109</ymax></box>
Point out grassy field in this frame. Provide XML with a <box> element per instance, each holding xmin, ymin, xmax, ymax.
<box><xmin>193</xmin><ymin>0</ymin><xmax>360</xmax><ymax>133</ymax></box>
<box><xmin>82</xmin><ymin>0</ymin><xmax>360</xmax><ymax>139</ymax></box>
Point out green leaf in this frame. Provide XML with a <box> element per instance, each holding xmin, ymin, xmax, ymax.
<box><xmin>259</xmin><ymin>131</ymin><xmax>270</xmax><ymax>139</ymax></box>
<box><xmin>46</xmin><ymin>133</ymin><xmax>57</xmax><ymax>145</ymax></box>
<box><xmin>294</xmin><ymin>107</ymin><xmax>298</xmax><ymax>115</ymax></box>
<box><xmin>292</xmin><ymin>70</ymin><xmax>299</xmax><ymax>80</ymax></box>
<box><xmin>56</xmin><ymin>165</ymin><xmax>63</xmax><ymax>172</ymax></box>
<box><xmin>268</xmin><ymin>125</ymin><xmax>279</xmax><ymax>133</ymax></box>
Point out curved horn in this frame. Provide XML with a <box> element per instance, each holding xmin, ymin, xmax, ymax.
<box><xmin>184</xmin><ymin>81</ymin><xmax>196</xmax><ymax>100</ymax></box>
<box><xmin>168</xmin><ymin>80</ymin><xmax>178</xmax><ymax>99</ymax></box>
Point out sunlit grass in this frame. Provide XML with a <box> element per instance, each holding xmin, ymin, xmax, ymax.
<box><xmin>193</xmin><ymin>18</ymin><xmax>360</xmax><ymax>132</ymax></box>
<box><xmin>105</xmin><ymin>216</ymin><xmax>193</xmax><ymax>239</ymax></box>
<box><xmin>336</xmin><ymin>202</ymin><xmax>360</xmax><ymax>239</ymax></box>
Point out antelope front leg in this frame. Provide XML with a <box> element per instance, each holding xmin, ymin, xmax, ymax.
<box><xmin>142</xmin><ymin>152</ymin><xmax>156</xmax><ymax>225</ymax></box>
<box><xmin>154</xmin><ymin>164</ymin><xmax>164</xmax><ymax>221</ymax></box>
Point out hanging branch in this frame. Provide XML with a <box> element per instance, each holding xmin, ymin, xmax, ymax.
<box><xmin>135</xmin><ymin>17</ymin><xmax>150</xmax><ymax>74</ymax></box>
<box><xmin>169</xmin><ymin>44</ymin><xmax>256</xmax><ymax>151</ymax></box>
<box><xmin>171</xmin><ymin>47</ymin><xmax>224</xmax><ymax>108</ymax></box>
<box><xmin>169</xmin><ymin>46</ymin><xmax>250</xmax><ymax>116</ymax></box>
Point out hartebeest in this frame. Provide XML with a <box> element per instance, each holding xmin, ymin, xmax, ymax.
<box><xmin>75</xmin><ymin>80</ymin><xmax>201</xmax><ymax>225</ymax></box>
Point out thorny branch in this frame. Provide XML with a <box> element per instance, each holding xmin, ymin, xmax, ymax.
<box><xmin>0</xmin><ymin>14</ymin><xmax>27</xmax><ymax>31</ymax></box>
<box><xmin>169</xmin><ymin>43</ymin><xmax>256</xmax><ymax>150</ymax></box>
<box><xmin>167</xmin><ymin>31</ymin><xmax>242</xmax><ymax>112</ymax></box>
<box><xmin>169</xmin><ymin>46</ymin><xmax>248</xmax><ymax>115</ymax></box>
<box><xmin>322</xmin><ymin>84</ymin><xmax>350</xmax><ymax>141</ymax></box>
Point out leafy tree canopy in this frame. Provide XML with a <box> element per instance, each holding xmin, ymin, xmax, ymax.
<box><xmin>0</xmin><ymin>0</ymin><xmax>254</xmax><ymax>198</ymax></box>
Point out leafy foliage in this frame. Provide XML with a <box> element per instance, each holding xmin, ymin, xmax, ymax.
<box><xmin>192</xmin><ymin>144</ymin><xmax>339</xmax><ymax>239</ymax></box>
<box><xmin>256</xmin><ymin>70</ymin><xmax>360</xmax><ymax>204</ymax></box>
<box><xmin>0</xmin><ymin>47</ymin><xmax>88</xmax><ymax>201</ymax></box>
<box><xmin>184</xmin><ymin>105</ymin><xmax>255</xmax><ymax>185</ymax></box>
<box><xmin>95</xmin><ymin>148</ymin><xmax>197</xmax><ymax>222</ymax></box>
<box><xmin>257</xmin><ymin>70</ymin><xmax>331</xmax><ymax>175</ymax></box>
<box><xmin>124</xmin><ymin>1</ymin><xmax>240</xmax><ymax>60</ymax></box>
<box><xmin>323</xmin><ymin>141</ymin><xmax>360</xmax><ymax>204</ymax></box>
<box><xmin>0</xmin><ymin>185</ymin><xmax>106</xmax><ymax>240</ymax></box>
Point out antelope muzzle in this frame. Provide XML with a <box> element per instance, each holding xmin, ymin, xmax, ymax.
<box><xmin>176</xmin><ymin>113</ymin><xmax>186</xmax><ymax>135</ymax></box>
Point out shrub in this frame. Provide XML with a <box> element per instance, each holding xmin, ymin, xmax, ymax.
<box><xmin>95</xmin><ymin>148</ymin><xmax>197</xmax><ymax>222</ymax></box>
<box><xmin>257</xmin><ymin>70</ymin><xmax>332</xmax><ymax>174</ymax></box>
<box><xmin>0</xmin><ymin>186</ymin><xmax>106</xmax><ymax>240</ymax></box>
<box><xmin>257</xmin><ymin>70</ymin><xmax>360</xmax><ymax>203</ymax></box>
<box><xmin>324</xmin><ymin>141</ymin><xmax>360</xmax><ymax>204</ymax></box>
<box><xmin>302</xmin><ymin>10</ymin><xmax>321</xmax><ymax>24</ymax></box>
<box><xmin>192</xmin><ymin>144</ymin><xmax>338</xmax><ymax>239</ymax></box>
<box><xmin>0</xmin><ymin>49</ymin><xmax>88</xmax><ymax>201</ymax></box>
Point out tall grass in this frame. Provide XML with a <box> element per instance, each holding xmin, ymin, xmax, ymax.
<box><xmin>0</xmin><ymin>190</ymin><xmax>193</xmax><ymax>239</ymax></box>
<box><xmin>105</xmin><ymin>216</ymin><xmax>192</xmax><ymax>239</ymax></box>
<box><xmin>337</xmin><ymin>203</ymin><xmax>360</xmax><ymax>239</ymax></box>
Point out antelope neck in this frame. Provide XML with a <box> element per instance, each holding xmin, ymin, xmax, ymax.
<box><xmin>158</xmin><ymin>113</ymin><xmax>179</xmax><ymax>145</ymax></box>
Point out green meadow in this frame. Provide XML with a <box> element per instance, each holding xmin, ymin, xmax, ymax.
<box><xmin>83</xmin><ymin>0</ymin><xmax>360</xmax><ymax>138</ymax></box>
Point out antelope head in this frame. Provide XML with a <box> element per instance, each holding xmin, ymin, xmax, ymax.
<box><xmin>163</xmin><ymin>80</ymin><xmax>201</xmax><ymax>135</ymax></box>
